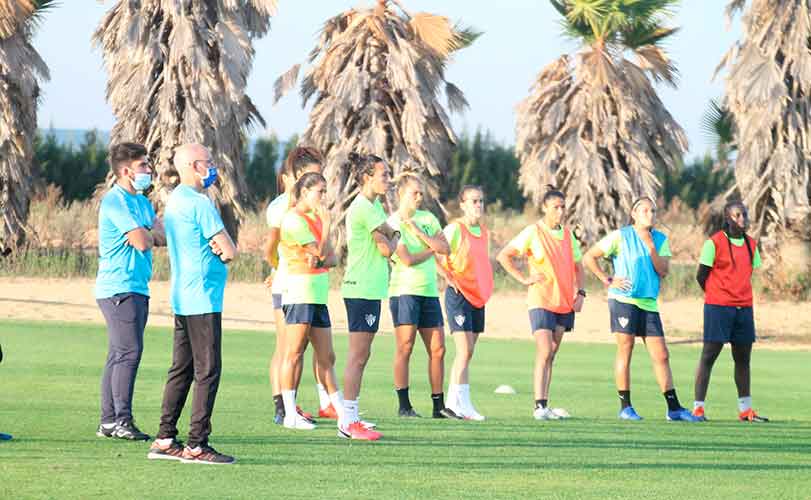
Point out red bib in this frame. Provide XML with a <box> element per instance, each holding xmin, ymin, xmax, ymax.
<box><xmin>705</xmin><ymin>231</ymin><xmax>756</xmax><ymax>307</ymax></box>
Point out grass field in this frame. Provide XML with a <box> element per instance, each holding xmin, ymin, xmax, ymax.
<box><xmin>1</xmin><ymin>320</ymin><xmax>810</xmax><ymax>499</ymax></box>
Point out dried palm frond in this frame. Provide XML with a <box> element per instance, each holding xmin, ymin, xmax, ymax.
<box><xmin>274</xmin><ymin>0</ymin><xmax>477</xmax><ymax>253</ymax></box>
<box><xmin>92</xmin><ymin>0</ymin><xmax>275</xmax><ymax>239</ymax></box>
<box><xmin>716</xmin><ymin>0</ymin><xmax>811</xmax><ymax>266</ymax></box>
<box><xmin>516</xmin><ymin>0</ymin><xmax>687</xmax><ymax>245</ymax></box>
<box><xmin>0</xmin><ymin>0</ymin><xmax>51</xmax><ymax>252</ymax></box>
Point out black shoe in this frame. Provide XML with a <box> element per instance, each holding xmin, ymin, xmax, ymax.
<box><xmin>434</xmin><ymin>408</ymin><xmax>462</xmax><ymax>419</ymax></box>
<box><xmin>113</xmin><ymin>420</ymin><xmax>150</xmax><ymax>441</ymax></box>
<box><xmin>398</xmin><ymin>407</ymin><xmax>421</xmax><ymax>418</ymax></box>
<box><xmin>96</xmin><ymin>423</ymin><xmax>116</xmax><ymax>438</ymax></box>
<box><xmin>147</xmin><ymin>438</ymin><xmax>185</xmax><ymax>461</ymax></box>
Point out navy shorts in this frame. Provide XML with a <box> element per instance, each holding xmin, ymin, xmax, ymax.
<box><xmin>608</xmin><ymin>299</ymin><xmax>664</xmax><ymax>337</ymax></box>
<box><xmin>389</xmin><ymin>295</ymin><xmax>443</xmax><ymax>329</ymax></box>
<box><xmin>529</xmin><ymin>307</ymin><xmax>574</xmax><ymax>333</ymax></box>
<box><xmin>282</xmin><ymin>303</ymin><xmax>331</xmax><ymax>328</ymax></box>
<box><xmin>344</xmin><ymin>298</ymin><xmax>382</xmax><ymax>333</ymax></box>
<box><xmin>703</xmin><ymin>304</ymin><xmax>756</xmax><ymax>344</ymax></box>
<box><xmin>444</xmin><ymin>287</ymin><xmax>485</xmax><ymax>333</ymax></box>
<box><xmin>272</xmin><ymin>293</ymin><xmax>283</xmax><ymax>311</ymax></box>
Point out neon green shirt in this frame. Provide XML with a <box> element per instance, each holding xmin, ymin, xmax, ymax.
<box><xmin>507</xmin><ymin>223</ymin><xmax>582</xmax><ymax>262</ymax></box>
<box><xmin>389</xmin><ymin>210</ymin><xmax>443</xmax><ymax>298</ymax></box>
<box><xmin>699</xmin><ymin>234</ymin><xmax>762</xmax><ymax>269</ymax></box>
<box><xmin>597</xmin><ymin>229</ymin><xmax>672</xmax><ymax>312</ymax></box>
<box><xmin>342</xmin><ymin>195</ymin><xmax>390</xmax><ymax>300</ymax></box>
<box><xmin>280</xmin><ymin>211</ymin><xmax>329</xmax><ymax>305</ymax></box>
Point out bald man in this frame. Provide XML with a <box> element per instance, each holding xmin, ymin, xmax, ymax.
<box><xmin>147</xmin><ymin>144</ymin><xmax>238</xmax><ymax>465</ymax></box>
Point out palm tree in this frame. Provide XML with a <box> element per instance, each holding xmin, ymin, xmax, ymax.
<box><xmin>515</xmin><ymin>0</ymin><xmax>687</xmax><ymax>244</ymax></box>
<box><xmin>716</xmin><ymin>0</ymin><xmax>811</xmax><ymax>266</ymax></box>
<box><xmin>92</xmin><ymin>0</ymin><xmax>277</xmax><ymax>239</ymax></box>
<box><xmin>0</xmin><ymin>0</ymin><xmax>53</xmax><ymax>254</ymax></box>
<box><xmin>274</xmin><ymin>0</ymin><xmax>478</xmax><ymax>252</ymax></box>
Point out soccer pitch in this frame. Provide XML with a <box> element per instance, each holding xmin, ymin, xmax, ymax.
<box><xmin>1</xmin><ymin>319</ymin><xmax>810</xmax><ymax>499</ymax></box>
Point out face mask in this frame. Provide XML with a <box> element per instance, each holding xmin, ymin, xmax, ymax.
<box><xmin>197</xmin><ymin>166</ymin><xmax>218</xmax><ymax>189</ymax></box>
<box><xmin>132</xmin><ymin>173</ymin><xmax>152</xmax><ymax>192</ymax></box>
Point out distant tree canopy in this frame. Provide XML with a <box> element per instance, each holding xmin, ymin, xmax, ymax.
<box><xmin>659</xmin><ymin>155</ymin><xmax>735</xmax><ymax>210</ymax></box>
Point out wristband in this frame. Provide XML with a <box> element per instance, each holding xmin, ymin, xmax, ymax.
<box><xmin>604</xmin><ymin>276</ymin><xmax>613</xmax><ymax>287</ymax></box>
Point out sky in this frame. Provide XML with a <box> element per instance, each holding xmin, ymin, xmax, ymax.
<box><xmin>33</xmin><ymin>0</ymin><xmax>742</xmax><ymax>159</ymax></box>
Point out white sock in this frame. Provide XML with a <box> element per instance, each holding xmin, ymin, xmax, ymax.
<box><xmin>282</xmin><ymin>389</ymin><xmax>297</xmax><ymax>420</ymax></box>
<box><xmin>156</xmin><ymin>437</ymin><xmax>173</xmax><ymax>446</ymax></box>
<box><xmin>694</xmin><ymin>401</ymin><xmax>705</xmax><ymax>410</ymax></box>
<box><xmin>328</xmin><ymin>391</ymin><xmax>346</xmax><ymax>425</ymax></box>
<box><xmin>317</xmin><ymin>384</ymin><xmax>330</xmax><ymax>410</ymax></box>
<box><xmin>343</xmin><ymin>399</ymin><xmax>359</xmax><ymax>426</ymax></box>
<box><xmin>459</xmin><ymin>384</ymin><xmax>471</xmax><ymax>409</ymax></box>
<box><xmin>738</xmin><ymin>396</ymin><xmax>752</xmax><ymax>413</ymax></box>
<box><xmin>446</xmin><ymin>384</ymin><xmax>458</xmax><ymax>408</ymax></box>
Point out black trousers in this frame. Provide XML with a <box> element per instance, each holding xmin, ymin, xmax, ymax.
<box><xmin>157</xmin><ymin>313</ymin><xmax>222</xmax><ymax>448</ymax></box>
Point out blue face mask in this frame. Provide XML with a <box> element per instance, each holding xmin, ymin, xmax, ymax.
<box><xmin>132</xmin><ymin>173</ymin><xmax>152</xmax><ymax>192</ymax></box>
<box><xmin>198</xmin><ymin>167</ymin><xmax>218</xmax><ymax>189</ymax></box>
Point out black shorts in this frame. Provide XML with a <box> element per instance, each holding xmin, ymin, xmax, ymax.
<box><xmin>529</xmin><ymin>307</ymin><xmax>574</xmax><ymax>333</ymax></box>
<box><xmin>608</xmin><ymin>299</ymin><xmax>664</xmax><ymax>337</ymax></box>
<box><xmin>703</xmin><ymin>304</ymin><xmax>756</xmax><ymax>344</ymax></box>
<box><xmin>444</xmin><ymin>287</ymin><xmax>485</xmax><ymax>333</ymax></box>
<box><xmin>344</xmin><ymin>298</ymin><xmax>382</xmax><ymax>333</ymax></box>
<box><xmin>272</xmin><ymin>293</ymin><xmax>283</xmax><ymax>311</ymax></box>
<box><xmin>389</xmin><ymin>295</ymin><xmax>443</xmax><ymax>329</ymax></box>
<box><xmin>282</xmin><ymin>303</ymin><xmax>331</xmax><ymax>328</ymax></box>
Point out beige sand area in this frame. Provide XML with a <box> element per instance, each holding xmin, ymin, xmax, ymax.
<box><xmin>1</xmin><ymin>277</ymin><xmax>809</xmax><ymax>349</ymax></box>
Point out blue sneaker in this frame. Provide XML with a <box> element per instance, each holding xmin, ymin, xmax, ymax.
<box><xmin>619</xmin><ymin>407</ymin><xmax>643</xmax><ymax>420</ymax></box>
<box><xmin>0</xmin><ymin>433</ymin><xmax>12</xmax><ymax>441</ymax></box>
<box><xmin>667</xmin><ymin>407</ymin><xmax>700</xmax><ymax>422</ymax></box>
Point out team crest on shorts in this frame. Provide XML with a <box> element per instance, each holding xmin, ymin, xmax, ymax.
<box><xmin>365</xmin><ymin>314</ymin><xmax>376</xmax><ymax>327</ymax></box>
<box><xmin>454</xmin><ymin>314</ymin><xmax>466</xmax><ymax>327</ymax></box>
<box><xmin>618</xmin><ymin>317</ymin><xmax>629</xmax><ymax>328</ymax></box>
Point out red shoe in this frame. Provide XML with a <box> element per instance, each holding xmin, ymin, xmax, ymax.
<box><xmin>338</xmin><ymin>421</ymin><xmax>382</xmax><ymax>441</ymax></box>
<box><xmin>318</xmin><ymin>404</ymin><xmax>339</xmax><ymax>419</ymax></box>
<box><xmin>692</xmin><ymin>406</ymin><xmax>707</xmax><ymax>421</ymax></box>
<box><xmin>739</xmin><ymin>408</ymin><xmax>769</xmax><ymax>422</ymax></box>
<box><xmin>296</xmin><ymin>406</ymin><xmax>314</xmax><ymax>422</ymax></box>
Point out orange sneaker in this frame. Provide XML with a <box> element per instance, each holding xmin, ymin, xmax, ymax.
<box><xmin>319</xmin><ymin>404</ymin><xmax>339</xmax><ymax>419</ymax></box>
<box><xmin>338</xmin><ymin>422</ymin><xmax>382</xmax><ymax>441</ymax></box>
<box><xmin>739</xmin><ymin>408</ymin><xmax>769</xmax><ymax>422</ymax></box>
<box><xmin>296</xmin><ymin>406</ymin><xmax>314</xmax><ymax>422</ymax></box>
<box><xmin>692</xmin><ymin>406</ymin><xmax>707</xmax><ymax>421</ymax></box>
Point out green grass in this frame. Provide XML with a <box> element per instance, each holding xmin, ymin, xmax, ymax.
<box><xmin>1</xmin><ymin>320</ymin><xmax>810</xmax><ymax>499</ymax></box>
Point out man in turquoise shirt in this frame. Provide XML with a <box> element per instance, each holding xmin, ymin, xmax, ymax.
<box><xmin>95</xmin><ymin>142</ymin><xmax>164</xmax><ymax>442</ymax></box>
<box><xmin>148</xmin><ymin>143</ymin><xmax>238</xmax><ymax>465</ymax></box>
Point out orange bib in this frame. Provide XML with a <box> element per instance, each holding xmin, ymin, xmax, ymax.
<box><xmin>440</xmin><ymin>222</ymin><xmax>494</xmax><ymax>308</ymax></box>
<box><xmin>280</xmin><ymin>212</ymin><xmax>329</xmax><ymax>276</ymax></box>
<box><xmin>526</xmin><ymin>224</ymin><xmax>576</xmax><ymax>313</ymax></box>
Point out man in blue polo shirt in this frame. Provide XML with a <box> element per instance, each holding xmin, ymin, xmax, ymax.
<box><xmin>147</xmin><ymin>143</ymin><xmax>238</xmax><ymax>465</ymax></box>
<box><xmin>95</xmin><ymin>142</ymin><xmax>163</xmax><ymax>441</ymax></box>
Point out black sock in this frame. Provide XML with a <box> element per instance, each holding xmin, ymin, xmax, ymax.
<box><xmin>618</xmin><ymin>390</ymin><xmax>631</xmax><ymax>410</ymax></box>
<box><xmin>431</xmin><ymin>393</ymin><xmax>445</xmax><ymax>413</ymax></box>
<box><xmin>396</xmin><ymin>387</ymin><xmax>412</xmax><ymax>411</ymax></box>
<box><xmin>535</xmin><ymin>399</ymin><xmax>548</xmax><ymax>409</ymax></box>
<box><xmin>272</xmin><ymin>394</ymin><xmax>284</xmax><ymax>415</ymax></box>
<box><xmin>664</xmin><ymin>389</ymin><xmax>681</xmax><ymax>412</ymax></box>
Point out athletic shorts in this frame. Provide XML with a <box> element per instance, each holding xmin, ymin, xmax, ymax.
<box><xmin>344</xmin><ymin>298</ymin><xmax>382</xmax><ymax>333</ymax></box>
<box><xmin>703</xmin><ymin>304</ymin><xmax>756</xmax><ymax>344</ymax></box>
<box><xmin>608</xmin><ymin>299</ymin><xmax>664</xmax><ymax>337</ymax></box>
<box><xmin>272</xmin><ymin>293</ymin><xmax>283</xmax><ymax>311</ymax></box>
<box><xmin>389</xmin><ymin>295</ymin><xmax>443</xmax><ymax>329</ymax></box>
<box><xmin>282</xmin><ymin>303</ymin><xmax>331</xmax><ymax>328</ymax></box>
<box><xmin>529</xmin><ymin>307</ymin><xmax>574</xmax><ymax>333</ymax></box>
<box><xmin>444</xmin><ymin>287</ymin><xmax>485</xmax><ymax>333</ymax></box>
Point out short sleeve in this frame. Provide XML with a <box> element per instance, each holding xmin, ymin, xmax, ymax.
<box><xmin>282</xmin><ymin>213</ymin><xmax>315</xmax><ymax>246</ymax></box>
<box><xmin>196</xmin><ymin>197</ymin><xmax>225</xmax><ymax>240</ymax></box>
<box><xmin>267</xmin><ymin>197</ymin><xmax>287</xmax><ymax>229</ymax></box>
<box><xmin>426</xmin><ymin>212</ymin><xmax>442</xmax><ymax>237</ymax></box>
<box><xmin>698</xmin><ymin>239</ymin><xmax>716</xmax><ymax>267</ymax></box>
<box><xmin>571</xmin><ymin>231</ymin><xmax>583</xmax><ymax>263</ymax></box>
<box><xmin>145</xmin><ymin>201</ymin><xmax>156</xmax><ymax>228</ymax></box>
<box><xmin>752</xmin><ymin>247</ymin><xmax>762</xmax><ymax>269</ymax></box>
<box><xmin>443</xmin><ymin>223</ymin><xmax>462</xmax><ymax>253</ymax></box>
<box><xmin>657</xmin><ymin>238</ymin><xmax>672</xmax><ymax>258</ymax></box>
<box><xmin>103</xmin><ymin>195</ymin><xmax>140</xmax><ymax>235</ymax></box>
<box><xmin>507</xmin><ymin>226</ymin><xmax>534</xmax><ymax>255</ymax></box>
<box><xmin>597</xmin><ymin>230</ymin><xmax>621</xmax><ymax>257</ymax></box>
<box><xmin>363</xmin><ymin>200</ymin><xmax>388</xmax><ymax>234</ymax></box>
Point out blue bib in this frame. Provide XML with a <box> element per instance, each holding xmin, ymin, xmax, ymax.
<box><xmin>612</xmin><ymin>226</ymin><xmax>666</xmax><ymax>300</ymax></box>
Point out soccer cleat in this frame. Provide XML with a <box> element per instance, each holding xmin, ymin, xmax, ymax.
<box><xmin>550</xmin><ymin>408</ymin><xmax>571</xmax><ymax>419</ymax></box>
<box><xmin>360</xmin><ymin>420</ymin><xmax>377</xmax><ymax>430</ymax></box>
<box><xmin>739</xmin><ymin>408</ymin><xmax>769</xmax><ymax>423</ymax></box>
<box><xmin>112</xmin><ymin>420</ymin><xmax>151</xmax><ymax>441</ymax></box>
<box><xmin>273</xmin><ymin>410</ymin><xmax>284</xmax><ymax>425</ymax></box>
<box><xmin>667</xmin><ymin>407</ymin><xmax>701</xmax><ymax>422</ymax></box>
<box><xmin>0</xmin><ymin>433</ymin><xmax>12</xmax><ymax>441</ymax></box>
<box><xmin>181</xmin><ymin>445</ymin><xmax>236</xmax><ymax>465</ymax></box>
<box><xmin>619</xmin><ymin>407</ymin><xmax>643</xmax><ymax>421</ymax></box>
<box><xmin>533</xmin><ymin>407</ymin><xmax>561</xmax><ymax>421</ymax></box>
<box><xmin>338</xmin><ymin>422</ymin><xmax>382</xmax><ymax>441</ymax></box>
<box><xmin>398</xmin><ymin>407</ymin><xmax>421</xmax><ymax>418</ymax></box>
<box><xmin>434</xmin><ymin>407</ymin><xmax>462</xmax><ymax>419</ymax></box>
<box><xmin>297</xmin><ymin>406</ymin><xmax>315</xmax><ymax>422</ymax></box>
<box><xmin>147</xmin><ymin>438</ymin><xmax>185</xmax><ymax>461</ymax></box>
<box><xmin>283</xmin><ymin>414</ymin><xmax>317</xmax><ymax>430</ymax></box>
<box><xmin>318</xmin><ymin>404</ymin><xmax>338</xmax><ymax>420</ymax></box>
<box><xmin>692</xmin><ymin>406</ymin><xmax>707</xmax><ymax>422</ymax></box>
<box><xmin>96</xmin><ymin>423</ymin><xmax>116</xmax><ymax>438</ymax></box>
<box><xmin>460</xmin><ymin>408</ymin><xmax>486</xmax><ymax>421</ymax></box>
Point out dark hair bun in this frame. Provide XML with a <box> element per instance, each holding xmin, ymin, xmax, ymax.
<box><xmin>348</xmin><ymin>152</ymin><xmax>361</xmax><ymax>163</ymax></box>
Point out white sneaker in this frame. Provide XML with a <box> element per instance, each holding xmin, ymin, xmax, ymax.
<box><xmin>283</xmin><ymin>414</ymin><xmax>316</xmax><ymax>430</ymax></box>
<box><xmin>533</xmin><ymin>407</ymin><xmax>560</xmax><ymax>420</ymax></box>
<box><xmin>460</xmin><ymin>405</ymin><xmax>486</xmax><ymax>421</ymax></box>
<box><xmin>551</xmin><ymin>408</ymin><xmax>571</xmax><ymax>419</ymax></box>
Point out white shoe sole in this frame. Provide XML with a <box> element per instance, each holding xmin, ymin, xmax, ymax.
<box><xmin>147</xmin><ymin>452</ymin><xmax>184</xmax><ymax>461</ymax></box>
<box><xmin>180</xmin><ymin>458</ymin><xmax>236</xmax><ymax>465</ymax></box>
